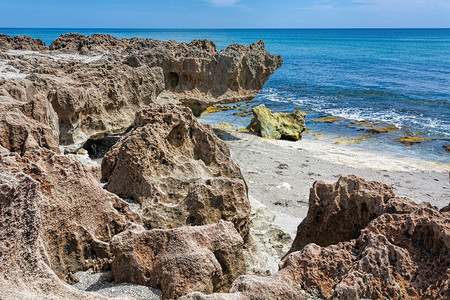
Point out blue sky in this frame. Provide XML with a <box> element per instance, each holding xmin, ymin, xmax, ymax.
<box><xmin>0</xmin><ymin>0</ymin><xmax>449</xmax><ymax>28</ymax></box>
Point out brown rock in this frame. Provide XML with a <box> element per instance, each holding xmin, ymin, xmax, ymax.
<box><xmin>0</xmin><ymin>147</ymin><xmax>138</xmax><ymax>279</ymax></box>
<box><xmin>102</xmin><ymin>103</ymin><xmax>250</xmax><ymax>237</ymax></box>
<box><xmin>224</xmin><ymin>176</ymin><xmax>449</xmax><ymax>299</ymax></box>
<box><xmin>288</xmin><ymin>175</ymin><xmax>396</xmax><ymax>254</ymax></box>
<box><xmin>0</xmin><ymin>34</ymin><xmax>47</xmax><ymax>51</ymax></box>
<box><xmin>0</xmin><ymin>157</ymin><xmax>126</xmax><ymax>300</ymax></box>
<box><xmin>49</xmin><ymin>34</ymin><xmax>283</xmax><ymax>115</ymax></box>
<box><xmin>268</xmin><ymin>206</ymin><xmax>450</xmax><ymax>299</ymax></box>
<box><xmin>111</xmin><ymin>221</ymin><xmax>245</xmax><ymax>299</ymax></box>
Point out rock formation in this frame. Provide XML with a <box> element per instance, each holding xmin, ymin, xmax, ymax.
<box><xmin>0</xmin><ymin>34</ymin><xmax>47</xmax><ymax>51</ymax></box>
<box><xmin>287</xmin><ymin>175</ymin><xmax>396</xmax><ymax>254</ymax></box>
<box><xmin>247</xmin><ymin>104</ymin><xmax>306</xmax><ymax>140</ymax></box>
<box><xmin>49</xmin><ymin>33</ymin><xmax>283</xmax><ymax>116</ymax></box>
<box><xmin>0</xmin><ymin>151</ymin><xmax>136</xmax><ymax>299</ymax></box>
<box><xmin>101</xmin><ymin>103</ymin><xmax>251</xmax><ymax>237</ymax></box>
<box><xmin>111</xmin><ymin>221</ymin><xmax>245</xmax><ymax>299</ymax></box>
<box><xmin>1</xmin><ymin>33</ymin><xmax>281</xmax><ymax>152</ymax></box>
<box><xmin>202</xmin><ymin>176</ymin><xmax>449</xmax><ymax>299</ymax></box>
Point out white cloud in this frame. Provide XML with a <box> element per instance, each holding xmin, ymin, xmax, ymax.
<box><xmin>204</xmin><ymin>0</ymin><xmax>242</xmax><ymax>6</ymax></box>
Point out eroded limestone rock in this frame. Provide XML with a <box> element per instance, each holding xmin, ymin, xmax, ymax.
<box><xmin>0</xmin><ymin>156</ymin><xmax>131</xmax><ymax>300</ymax></box>
<box><xmin>49</xmin><ymin>34</ymin><xmax>283</xmax><ymax>115</ymax></box>
<box><xmin>247</xmin><ymin>104</ymin><xmax>306</xmax><ymax>140</ymax></box>
<box><xmin>111</xmin><ymin>221</ymin><xmax>245</xmax><ymax>299</ymax></box>
<box><xmin>102</xmin><ymin>103</ymin><xmax>251</xmax><ymax>237</ymax></box>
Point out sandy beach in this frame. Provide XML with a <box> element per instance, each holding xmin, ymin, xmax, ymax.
<box><xmin>221</xmin><ymin>131</ymin><xmax>450</xmax><ymax>237</ymax></box>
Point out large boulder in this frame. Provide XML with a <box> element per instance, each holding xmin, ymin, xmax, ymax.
<box><xmin>0</xmin><ymin>148</ymin><xmax>139</xmax><ymax>279</ymax></box>
<box><xmin>111</xmin><ymin>221</ymin><xmax>245</xmax><ymax>299</ymax></box>
<box><xmin>247</xmin><ymin>104</ymin><xmax>306</xmax><ymax>140</ymax></box>
<box><xmin>102</xmin><ymin>104</ymin><xmax>251</xmax><ymax>237</ymax></box>
<box><xmin>187</xmin><ymin>176</ymin><xmax>449</xmax><ymax>299</ymax></box>
<box><xmin>0</xmin><ymin>156</ymin><xmax>131</xmax><ymax>300</ymax></box>
<box><xmin>287</xmin><ymin>175</ymin><xmax>396</xmax><ymax>254</ymax></box>
<box><xmin>239</xmin><ymin>206</ymin><xmax>449</xmax><ymax>299</ymax></box>
<box><xmin>49</xmin><ymin>34</ymin><xmax>283</xmax><ymax>116</ymax></box>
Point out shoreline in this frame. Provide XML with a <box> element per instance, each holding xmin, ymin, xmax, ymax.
<box><xmin>222</xmin><ymin>131</ymin><xmax>450</xmax><ymax>236</ymax></box>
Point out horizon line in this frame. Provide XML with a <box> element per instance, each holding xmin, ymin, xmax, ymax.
<box><xmin>1</xmin><ymin>27</ymin><xmax>449</xmax><ymax>30</ymax></box>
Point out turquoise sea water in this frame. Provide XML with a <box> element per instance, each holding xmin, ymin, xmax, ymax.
<box><xmin>2</xmin><ymin>28</ymin><xmax>450</xmax><ymax>162</ymax></box>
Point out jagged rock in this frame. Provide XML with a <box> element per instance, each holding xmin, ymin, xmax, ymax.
<box><xmin>0</xmin><ymin>34</ymin><xmax>47</xmax><ymax>51</ymax></box>
<box><xmin>102</xmin><ymin>103</ymin><xmax>251</xmax><ymax>237</ymax></box>
<box><xmin>288</xmin><ymin>175</ymin><xmax>396</xmax><ymax>254</ymax></box>
<box><xmin>0</xmin><ymin>148</ymin><xmax>139</xmax><ymax>279</ymax></box>
<box><xmin>0</xmin><ymin>157</ymin><xmax>131</xmax><ymax>300</ymax></box>
<box><xmin>1</xmin><ymin>34</ymin><xmax>281</xmax><ymax>151</ymax></box>
<box><xmin>49</xmin><ymin>34</ymin><xmax>283</xmax><ymax>115</ymax></box>
<box><xmin>243</xmin><ymin>196</ymin><xmax>292</xmax><ymax>275</ymax></box>
<box><xmin>111</xmin><ymin>221</ymin><xmax>245</xmax><ymax>299</ymax></box>
<box><xmin>247</xmin><ymin>104</ymin><xmax>306</xmax><ymax>140</ymax></box>
<box><xmin>264</xmin><ymin>206</ymin><xmax>450</xmax><ymax>299</ymax></box>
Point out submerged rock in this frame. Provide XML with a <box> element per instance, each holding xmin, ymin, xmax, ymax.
<box><xmin>111</xmin><ymin>221</ymin><xmax>245</xmax><ymax>299</ymax></box>
<box><xmin>395</xmin><ymin>136</ymin><xmax>432</xmax><ymax>146</ymax></box>
<box><xmin>101</xmin><ymin>104</ymin><xmax>251</xmax><ymax>237</ymax></box>
<box><xmin>247</xmin><ymin>104</ymin><xmax>306</xmax><ymax>140</ymax></box>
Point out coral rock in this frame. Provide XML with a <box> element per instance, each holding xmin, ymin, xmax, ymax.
<box><xmin>111</xmin><ymin>221</ymin><xmax>245</xmax><ymax>299</ymax></box>
<box><xmin>49</xmin><ymin>34</ymin><xmax>283</xmax><ymax>115</ymax></box>
<box><xmin>102</xmin><ymin>103</ymin><xmax>251</xmax><ymax>237</ymax></box>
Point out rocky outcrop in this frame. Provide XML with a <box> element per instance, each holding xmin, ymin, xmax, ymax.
<box><xmin>247</xmin><ymin>104</ymin><xmax>306</xmax><ymax>140</ymax></box>
<box><xmin>187</xmin><ymin>176</ymin><xmax>449</xmax><ymax>299</ymax></box>
<box><xmin>0</xmin><ymin>34</ymin><xmax>47</xmax><ymax>51</ymax></box>
<box><xmin>0</xmin><ymin>147</ymin><xmax>139</xmax><ymax>281</ymax></box>
<box><xmin>102</xmin><ymin>103</ymin><xmax>251</xmax><ymax>237</ymax></box>
<box><xmin>111</xmin><ymin>221</ymin><xmax>245</xmax><ymax>299</ymax></box>
<box><xmin>1</xmin><ymin>52</ymin><xmax>164</xmax><ymax>152</ymax></box>
<box><xmin>288</xmin><ymin>175</ymin><xmax>396</xmax><ymax>254</ymax></box>
<box><xmin>1</xmin><ymin>34</ymin><xmax>281</xmax><ymax>151</ymax></box>
<box><xmin>0</xmin><ymin>152</ymin><xmax>135</xmax><ymax>300</ymax></box>
<box><xmin>49</xmin><ymin>33</ymin><xmax>283</xmax><ymax>115</ymax></box>
<box><xmin>241</xmin><ymin>205</ymin><xmax>449</xmax><ymax>299</ymax></box>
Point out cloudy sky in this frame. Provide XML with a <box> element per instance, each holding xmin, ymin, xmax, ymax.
<box><xmin>0</xmin><ymin>0</ymin><xmax>449</xmax><ymax>28</ymax></box>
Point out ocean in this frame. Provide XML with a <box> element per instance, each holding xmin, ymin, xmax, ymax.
<box><xmin>2</xmin><ymin>28</ymin><xmax>450</xmax><ymax>163</ymax></box>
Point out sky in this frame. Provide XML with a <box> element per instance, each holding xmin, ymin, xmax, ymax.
<box><xmin>0</xmin><ymin>0</ymin><xmax>449</xmax><ymax>28</ymax></box>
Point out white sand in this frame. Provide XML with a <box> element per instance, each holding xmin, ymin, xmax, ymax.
<box><xmin>224</xmin><ymin>132</ymin><xmax>450</xmax><ymax>235</ymax></box>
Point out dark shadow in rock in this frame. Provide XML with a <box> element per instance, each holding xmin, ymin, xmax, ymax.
<box><xmin>83</xmin><ymin>136</ymin><xmax>121</xmax><ymax>159</ymax></box>
<box><xmin>212</xmin><ymin>129</ymin><xmax>241</xmax><ymax>141</ymax></box>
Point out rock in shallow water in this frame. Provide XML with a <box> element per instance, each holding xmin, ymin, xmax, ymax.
<box><xmin>101</xmin><ymin>103</ymin><xmax>251</xmax><ymax>237</ymax></box>
<box><xmin>247</xmin><ymin>104</ymin><xmax>306</xmax><ymax>141</ymax></box>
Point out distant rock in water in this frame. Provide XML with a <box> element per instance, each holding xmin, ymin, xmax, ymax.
<box><xmin>247</xmin><ymin>104</ymin><xmax>306</xmax><ymax>140</ymax></box>
<box><xmin>101</xmin><ymin>103</ymin><xmax>251</xmax><ymax>237</ymax></box>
